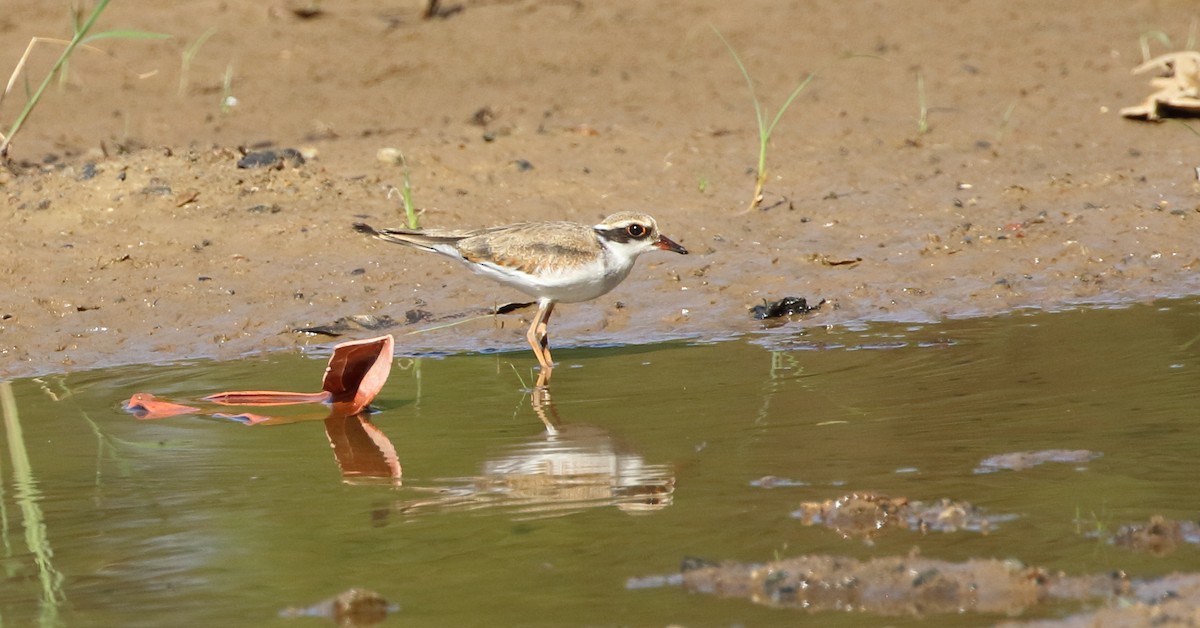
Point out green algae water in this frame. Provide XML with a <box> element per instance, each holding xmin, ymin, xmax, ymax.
<box><xmin>2</xmin><ymin>299</ymin><xmax>1199</xmax><ymax>626</ymax></box>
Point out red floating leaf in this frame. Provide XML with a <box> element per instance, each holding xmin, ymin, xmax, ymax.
<box><xmin>123</xmin><ymin>393</ymin><xmax>201</xmax><ymax>420</ymax></box>
<box><xmin>322</xmin><ymin>335</ymin><xmax>394</xmax><ymax>414</ymax></box>
<box><xmin>125</xmin><ymin>335</ymin><xmax>394</xmax><ymax>423</ymax></box>
<box><xmin>202</xmin><ymin>390</ymin><xmax>332</xmax><ymax>406</ymax></box>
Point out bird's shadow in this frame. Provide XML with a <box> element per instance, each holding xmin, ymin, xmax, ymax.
<box><xmin>293</xmin><ymin>301</ymin><xmax>536</xmax><ymax>337</ymax></box>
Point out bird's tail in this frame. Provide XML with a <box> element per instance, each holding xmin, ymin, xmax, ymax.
<box><xmin>352</xmin><ymin>222</ymin><xmax>466</xmax><ymax>252</ymax></box>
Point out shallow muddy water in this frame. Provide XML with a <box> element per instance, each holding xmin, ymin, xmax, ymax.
<box><xmin>2</xmin><ymin>299</ymin><xmax>1199</xmax><ymax>626</ymax></box>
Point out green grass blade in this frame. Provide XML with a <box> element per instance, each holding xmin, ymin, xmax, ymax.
<box><xmin>764</xmin><ymin>71</ymin><xmax>817</xmax><ymax>138</ymax></box>
<box><xmin>400</xmin><ymin>151</ymin><xmax>418</xmax><ymax>229</ymax></box>
<box><xmin>714</xmin><ymin>25</ymin><xmax>821</xmax><ymax>212</ymax></box>
<box><xmin>183</xmin><ymin>28</ymin><xmax>218</xmax><ymax>63</ymax></box>
<box><xmin>2</xmin><ymin>0</ymin><xmax>110</xmax><ymax>156</ymax></box>
<box><xmin>1139</xmin><ymin>30</ymin><xmax>1171</xmax><ymax>62</ymax></box>
<box><xmin>1172</xmin><ymin>119</ymin><xmax>1200</xmax><ymax>139</ymax></box>
<box><xmin>1</xmin><ymin>381</ymin><xmax>67</xmax><ymax>622</ymax></box>
<box><xmin>711</xmin><ymin>27</ymin><xmax>766</xmax><ymax>132</ymax></box>
<box><xmin>180</xmin><ymin>27</ymin><xmax>218</xmax><ymax>96</ymax></box>
<box><xmin>1</xmin><ymin>0</ymin><xmax>169</xmax><ymax>157</ymax></box>
<box><xmin>82</xmin><ymin>29</ymin><xmax>172</xmax><ymax>44</ymax></box>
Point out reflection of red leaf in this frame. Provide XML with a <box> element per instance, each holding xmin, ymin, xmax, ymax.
<box><xmin>124</xmin><ymin>393</ymin><xmax>201</xmax><ymax>420</ymax></box>
<box><xmin>322</xmin><ymin>335</ymin><xmax>394</xmax><ymax>414</ymax></box>
<box><xmin>202</xmin><ymin>391</ymin><xmax>332</xmax><ymax>406</ymax></box>
<box><xmin>213</xmin><ymin>412</ymin><xmax>275</xmax><ymax>425</ymax></box>
<box><xmin>325</xmin><ymin>414</ymin><xmax>402</xmax><ymax>482</ymax></box>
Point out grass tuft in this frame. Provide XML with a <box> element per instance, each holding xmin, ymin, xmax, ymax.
<box><xmin>385</xmin><ymin>150</ymin><xmax>421</xmax><ymax>229</ymax></box>
<box><xmin>0</xmin><ymin>0</ymin><xmax>169</xmax><ymax>158</ymax></box>
<box><xmin>179</xmin><ymin>27</ymin><xmax>217</xmax><ymax>97</ymax></box>
<box><xmin>219</xmin><ymin>62</ymin><xmax>236</xmax><ymax>113</ymax></box>
<box><xmin>713</xmin><ymin>26</ymin><xmax>817</xmax><ymax>214</ymax></box>
<box><xmin>915</xmin><ymin>71</ymin><xmax>930</xmax><ymax>136</ymax></box>
<box><xmin>1138</xmin><ymin>30</ymin><xmax>1172</xmax><ymax>63</ymax></box>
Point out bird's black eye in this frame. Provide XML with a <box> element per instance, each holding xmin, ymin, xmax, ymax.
<box><xmin>626</xmin><ymin>223</ymin><xmax>647</xmax><ymax>238</ymax></box>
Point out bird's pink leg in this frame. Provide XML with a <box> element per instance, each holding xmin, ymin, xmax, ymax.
<box><xmin>526</xmin><ymin>301</ymin><xmax>556</xmax><ymax>378</ymax></box>
<box><xmin>539</xmin><ymin>302</ymin><xmax>555</xmax><ymax>366</ymax></box>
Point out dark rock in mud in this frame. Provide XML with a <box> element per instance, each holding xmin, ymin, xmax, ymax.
<box><xmin>469</xmin><ymin>106</ymin><xmax>496</xmax><ymax>126</ymax></box>
<box><xmin>140</xmin><ymin>177</ymin><xmax>172</xmax><ymax>196</ymax></box>
<box><xmin>78</xmin><ymin>162</ymin><xmax>98</xmax><ymax>180</ymax></box>
<box><xmin>405</xmin><ymin>309</ymin><xmax>433</xmax><ymax>324</ymax></box>
<box><xmin>296</xmin><ymin>315</ymin><xmax>400</xmax><ymax>337</ymax></box>
<box><xmin>237</xmin><ymin>148</ymin><xmax>305</xmax><ymax>169</ymax></box>
<box><xmin>751</xmin><ymin>296</ymin><xmax>824</xmax><ymax>320</ymax></box>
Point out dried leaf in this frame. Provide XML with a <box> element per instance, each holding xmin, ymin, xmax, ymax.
<box><xmin>323</xmin><ymin>334</ymin><xmax>394</xmax><ymax>414</ymax></box>
<box><xmin>123</xmin><ymin>392</ymin><xmax>201</xmax><ymax>420</ymax></box>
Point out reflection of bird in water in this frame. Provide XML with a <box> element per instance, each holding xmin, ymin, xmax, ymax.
<box><xmin>353</xmin><ymin>212</ymin><xmax>687</xmax><ymax>381</ymax></box>
<box><xmin>394</xmin><ymin>425</ymin><xmax>674</xmax><ymax>519</ymax></box>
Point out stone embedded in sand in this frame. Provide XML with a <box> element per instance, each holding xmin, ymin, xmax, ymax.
<box><xmin>377</xmin><ymin>147</ymin><xmax>404</xmax><ymax>164</ymax></box>
<box><xmin>236</xmin><ymin>148</ymin><xmax>305</xmax><ymax>169</ymax></box>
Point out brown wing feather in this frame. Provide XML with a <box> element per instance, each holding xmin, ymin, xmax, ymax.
<box><xmin>457</xmin><ymin>222</ymin><xmax>599</xmax><ymax>272</ymax></box>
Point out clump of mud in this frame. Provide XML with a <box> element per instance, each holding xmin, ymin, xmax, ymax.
<box><xmin>1111</xmin><ymin>515</ymin><xmax>1200</xmax><ymax>556</ymax></box>
<box><xmin>678</xmin><ymin>552</ymin><xmax>1127</xmax><ymax>616</ymax></box>
<box><xmin>791</xmin><ymin>492</ymin><xmax>1014</xmax><ymax>540</ymax></box>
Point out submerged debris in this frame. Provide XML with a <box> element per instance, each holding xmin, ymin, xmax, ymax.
<box><xmin>1112</xmin><ymin>515</ymin><xmax>1200</xmax><ymax>556</ymax></box>
<box><xmin>751</xmin><ymin>296</ymin><xmax>825</xmax><ymax>320</ymax></box>
<box><xmin>658</xmin><ymin>555</ymin><xmax>1200</xmax><ymax>624</ymax></box>
<box><xmin>279</xmin><ymin>588</ymin><xmax>396</xmax><ymax>626</ymax></box>
<box><xmin>791</xmin><ymin>492</ymin><xmax>1013</xmax><ymax>539</ymax></box>
<box><xmin>677</xmin><ymin>553</ymin><xmax>1127</xmax><ymax>616</ymax></box>
<box><xmin>749</xmin><ymin>475</ymin><xmax>808</xmax><ymax>488</ymax></box>
<box><xmin>975</xmin><ymin>449</ymin><xmax>1101</xmax><ymax>474</ymax></box>
<box><xmin>1008</xmin><ymin>572</ymin><xmax>1200</xmax><ymax>627</ymax></box>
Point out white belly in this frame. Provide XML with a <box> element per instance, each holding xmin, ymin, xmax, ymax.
<box><xmin>469</xmin><ymin>257</ymin><xmax>633</xmax><ymax>304</ymax></box>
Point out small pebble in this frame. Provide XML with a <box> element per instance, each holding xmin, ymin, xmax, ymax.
<box><xmin>377</xmin><ymin>147</ymin><xmax>404</xmax><ymax>165</ymax></box>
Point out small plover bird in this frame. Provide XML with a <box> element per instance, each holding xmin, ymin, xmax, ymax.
<box><xmin>353</xmin><ymin>212</ymin><xmax>687</xmax><ymax>378</ymax></box>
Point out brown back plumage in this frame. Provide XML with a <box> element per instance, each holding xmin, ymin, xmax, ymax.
<box><xmin>354</xmin><ymin>220</ymin><xmax>603</xmax><ymax>272</ymax></box>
